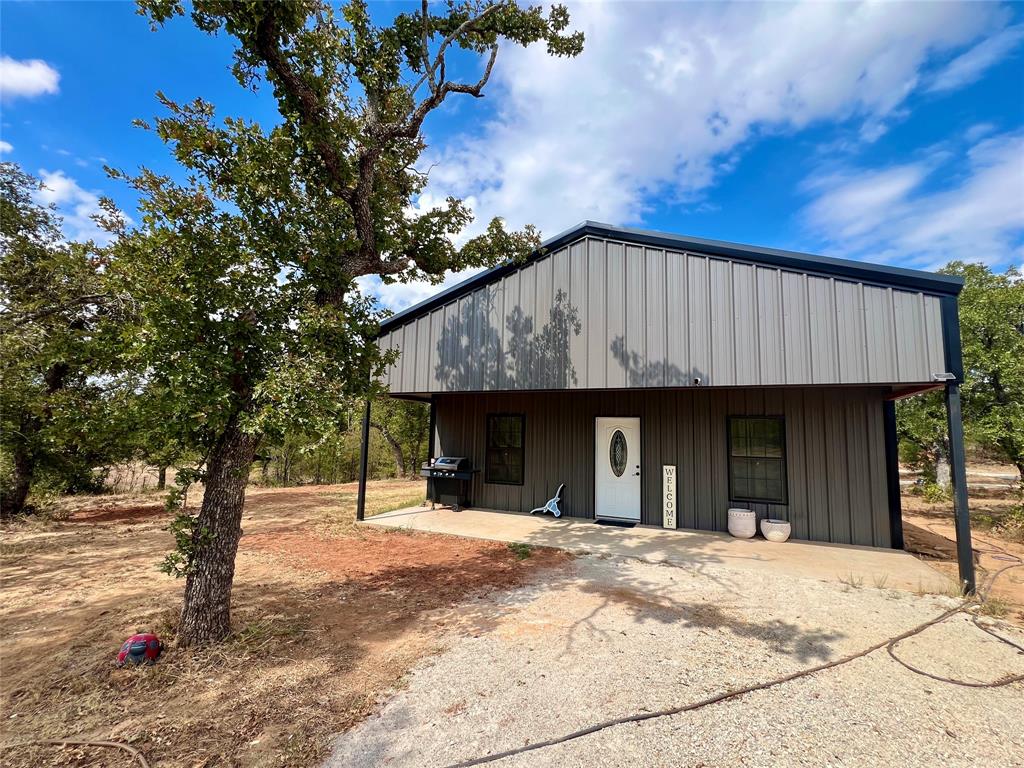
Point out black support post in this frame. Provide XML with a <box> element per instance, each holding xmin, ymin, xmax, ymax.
<box><xmin>427</xmin><ymin>398</ymin><xmax>436</xmax><ymax>464</ymax></box>
<box><xmin>356</xmin><ymin>399</ymin><xmax>372</xmax><ymax>522</ymax></box>
<box><xmin>944</xmin><ymin>383</ymin><xmax>975</xmax><ymax>594</ymax></box>
<box><xmin>882</xmin><ymin>400</ymin><xmax>904</xmax><ymax>550</ymax></box>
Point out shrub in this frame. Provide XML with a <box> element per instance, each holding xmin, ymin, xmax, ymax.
<box><xmin>921</xmin><ymin>483</ymin><xmax>951</xmax><ymax>504</ymax></box>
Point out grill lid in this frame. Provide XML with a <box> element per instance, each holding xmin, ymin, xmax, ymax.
<box><xmin>434</xmin><ymin>456</ymin><xmax>469</xmax><ymax>467</ymax></box>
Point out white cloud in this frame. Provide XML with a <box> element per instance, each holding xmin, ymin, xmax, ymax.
<box><xmin>35</xmin><ymin>169</ymin><xmax>114</xmax><ymax>244</ymax></box>
<box><xmin>928</xmin><ymin>23</ymin><xmax>1024</xmax><ymax>93</ymax></box>
<box><xmin>0</xmin><ymin>140</ymin><xmax>12</xmax><ymax>154</ymax></box>
<box><xmin>965</xmin><ymin>122</ymin><xmax>997</xmax><ymax>143</ymax></box>
<box><xmin>420</xmin><ymin>3</ymin><xmax>1006</xmax><ymax>233</ymax></box>
<box><xmin>358</xmin><ymin>1</ymin><xmax>1014</xmax><ymax>311</ymax></box>
<box><xmin>357</xmin><ymin>266</ymin><xmax>486</xmax><ymax>313</ymax></box>
<box><xmin>0</xmin><ymin>56</ymin><xmax>60</xmax><ymax>101</ymax></box>
<box><xmin>801</xmin><ymin>131</ymin><xmax>1024</xmax><ymax>270</ymax></box>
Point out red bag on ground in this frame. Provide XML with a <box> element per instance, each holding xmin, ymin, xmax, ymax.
<box><xmin>116</xmin><ymin>633</ymin><xmax>163</xmax><ymax>666</ymax></box>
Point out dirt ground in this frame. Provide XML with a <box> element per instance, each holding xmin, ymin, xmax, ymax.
<box><xmin>902</xmin><ymin>492</ymin><xmax>1024</xmax><ymax>621</ymax></box>
<box><xmin>0</xmin><ymin>479</ymin><xmax>568</xmax><ymax>767</ymax></box>
<box><xmin>2</xmin><ymin>469</ymin><xmax>1021</xmax><ymax>767</ymax></box>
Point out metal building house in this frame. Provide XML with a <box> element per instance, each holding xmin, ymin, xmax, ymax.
<box><xmin>357</xmin><ymin>222</ymin><xmax>976</xmax><ymax>591</ymax></box>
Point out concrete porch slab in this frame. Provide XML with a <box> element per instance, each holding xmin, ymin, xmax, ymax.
<box><xmin>363</xmin><ymin>506</ymin><xmax>954</xmax><ymax>594</ymax></box>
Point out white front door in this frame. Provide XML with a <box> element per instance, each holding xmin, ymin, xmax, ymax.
<box><xmin>595</xmin><ymin>417</ymin><xmax>641</xmax><ymax>521</ymax></box>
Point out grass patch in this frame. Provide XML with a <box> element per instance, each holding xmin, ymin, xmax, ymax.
<box><xmin>507</xmin><ymin>542</ymin><xmax>533</xmax><ymax>560</ymax></box>
<box><xmin>977</xmin><ymin>597</ymin><xmax>1010</xmax><ymax>618</ymax></box>
<box><xmin>839</xmin><ymin>572</ymin><xmax>864</xmax><ymax>589</ymax></box>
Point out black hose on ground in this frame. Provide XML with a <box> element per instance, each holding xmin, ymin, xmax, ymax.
<box><xmin>446</xmin><ymin>565</ymin><xmax>1024</xmax><ymax>768</ymax></box>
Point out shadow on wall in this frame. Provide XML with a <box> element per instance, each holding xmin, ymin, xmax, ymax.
<box><xmin>434</xmin><ymin>289</ymin><xmax>582</xmax><ymax>391</ymax></box>
<box><xmin>610</xmin><ymin>336</ymin><xmax>707</xmax><ymax>388</ymax></box>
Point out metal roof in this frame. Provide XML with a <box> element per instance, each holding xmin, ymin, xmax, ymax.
<box><xmin>379</xmin><ymin>221</ymin><xmax>964</xmax><ymax>333</ymax></box>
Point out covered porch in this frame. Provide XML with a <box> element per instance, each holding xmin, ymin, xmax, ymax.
<box><xmin>361</xmin><ymin>505</ymin><xmax>953</xmax><ymax>594</ymax></box>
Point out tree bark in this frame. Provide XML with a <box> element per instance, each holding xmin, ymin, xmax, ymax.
<box><xmin>157</xmin><ymin>466</ymin><xmax>167</xmax><ymax>491</ymax></box>
<box><xmin>371</xmin><ymin>421</ymin><xmax>405</xmax><ymax>478</ymax></box>
<box><xmin>934</xmin><ymin>440</ymin><xmax>951</xmax><ymax>491</ymax></box>
<box><xmin>178</xmin><ymin>418</ymin><xmax>260</xmax><ymax>647</ymax></box>
<box><xmin>1</xmin><ymin>436</ymin><xmax>33</xmax><ymax>518</ymax></box>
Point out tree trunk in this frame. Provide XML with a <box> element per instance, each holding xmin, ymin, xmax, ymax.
<box><xmin>178</xmin><ymin>418</ymin><xmax>260</xmax><ymax>647</ymax></box>
<box><xmin>157</xmin><ymin>466</ymin><xmax>167</xmax><ymax>491</ymax></box>
<box><xmin>371</xmin><ymin>422</ymin><xmax>405</xmax><ymax>477</ymax></box>
<box><xmin>2</xmin><ymin>361</ymin><xmax>69</xmax><ymax>518</ymax></box>
<box><xmin>1</xmin><ymin>438</ymin><xmax>33</xmax><ymax>518</ymax></box>
<box><xmin>934</xmin><ymin>441</ymin><xmax>951</xmax><ymax>491</ymax></box>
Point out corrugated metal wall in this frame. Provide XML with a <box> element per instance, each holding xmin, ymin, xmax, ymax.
<box><xmin>379</xmin><ymin>236</ymin><xmax>947</xmax><ymax>393</ymax></box>
<box><xmin>434</xmin><ymin>386</ymin><xmax>892</xmax><ymax>548</ymax></box>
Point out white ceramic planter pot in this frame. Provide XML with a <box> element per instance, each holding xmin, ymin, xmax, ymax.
<box><xmin>728</xmin><ymin>508</ymin><xmax>757</xmax><ymax>539</ymax></box>
<box><xmin>761</xmin><ymin>519</ymin><xmax>792</xmax><ymax>543</ymax></box>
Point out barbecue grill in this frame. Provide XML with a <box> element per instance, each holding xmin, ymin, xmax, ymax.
<box><xmin>420</xmin><ymin>456</ymin><xmax>477</xmax><ymax>512</ymax></box>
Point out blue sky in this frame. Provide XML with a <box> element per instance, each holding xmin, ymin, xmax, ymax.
<box><xmin>2</xmin><ymin>1</ymin><xmax>1022</xmax><ymax>312</ymax></box>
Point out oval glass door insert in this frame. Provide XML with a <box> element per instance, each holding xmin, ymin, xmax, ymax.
<box><xmin>609</xmin><ymin>429</ymin><xmax>628</xmax><ymax>477</ymax></box>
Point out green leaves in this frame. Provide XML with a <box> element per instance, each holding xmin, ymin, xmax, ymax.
<box><xmin>134</xmin><ymin>0</ymin><xmax>581</xmax><ymax>287</ymax></box>
<box><xmin>0</xmin><ymin>164</ymin><xmax>127</xmax><ymax>509</ymax></box>
<box><xmin>110</xmin><ymin>1</ymin><xmax>583</xmax><ymax>465</ymax></box>
<box><xmin>899</xmin><ymin>263</ymin><xmax>1024</xmax><ymax>478</ymax></box>
<box><xmin>944</xmin><ymin>262</ymin><xmax>1023</xmax><ymax>475</ymax></box>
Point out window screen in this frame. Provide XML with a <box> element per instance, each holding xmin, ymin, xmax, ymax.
<box><xmin>728</xmin><ymin>417</ymin><xmax>787</xmax><ymax>504</ymax></box>
<box><xmin>486</xmin><ymin>414</ymin><xmax>525</xmax><ymax>485</ymax></box>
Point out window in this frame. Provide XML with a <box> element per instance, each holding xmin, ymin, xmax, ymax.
<box><xmin>486</xmin><ymin>414</ymin><xmax>525</xmax><ymax>485</ymax></box>
<box><xmin>728</xmin><ymin>417</ymin><xmax>787</xmax><ymax>504</ymax></box>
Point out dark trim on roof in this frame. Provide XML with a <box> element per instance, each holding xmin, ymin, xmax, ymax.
<box><xmin>378</xmin><ymin>221</ymin><xmax>965</xmax><ymax>333</ymax></box>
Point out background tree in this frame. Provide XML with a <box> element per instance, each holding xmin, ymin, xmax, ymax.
<box><xmin>898</xmin><ymin>262</ymin><xmax>1023</xmax><ymax>485</ymax></box>
<box><xmin>0</xmin><ymin>163</ymin><xmax>123</xmax><ymax>516</ymax></box>
<box><xmin>955</xmin><ymin>262</ymin><xmax>1023</xmax><ymax>480</ymax></box>
<box><xmin>121</xmin><ymin>0</ymin><xmax>582</xmax><ymax>646</ymax></box>
<box><xmin>370</xmin><ymin>398</ymin><xmax>430</xmax><ymax>477</ymax></box>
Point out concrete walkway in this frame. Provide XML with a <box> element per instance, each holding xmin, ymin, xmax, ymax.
<box><xmin>363</xmin><ymin>506</ymin><xmax>953</xmax><ymax>594</ymax></box>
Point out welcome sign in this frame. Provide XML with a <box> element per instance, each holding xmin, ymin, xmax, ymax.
<box><xmin>662</xmin><ymin>465</ymin><xmax>677</xmax><ymax>529</ymax></box>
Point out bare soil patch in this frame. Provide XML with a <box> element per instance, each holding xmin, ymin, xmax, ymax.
<box><xmin>902</xmin><ymin>492</ymin><xmax>1024</xmax><ymax>622</ymax></box>
<box><xmin>0</xmin><ymin>480</ymin><xmax>569</xmax><ymax>767</ymax></box>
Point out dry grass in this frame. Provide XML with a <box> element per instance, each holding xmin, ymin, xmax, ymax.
<box><xmin>0</xmin><ymin>479</ymin><xmax>568</xmax><ymax>767</ymax></box>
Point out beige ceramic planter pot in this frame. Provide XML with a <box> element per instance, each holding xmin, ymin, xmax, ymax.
<box><xmin>760</xmin><ymin>519</ymin><xmax>792</xmax><ymax>542</ymax></box>
<box><xmin>728</xmin><ymin>508</ymin><xmax>756</xmax><ymax>539</ymax></box>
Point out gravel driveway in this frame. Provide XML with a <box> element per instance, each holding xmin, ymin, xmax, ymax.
<box><xmin>327</xmin><ymin>554</ymin><xmax>1024</xmax><ymax>767</ymax></box>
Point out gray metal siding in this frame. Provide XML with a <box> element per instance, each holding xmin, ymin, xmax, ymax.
<box><xmin>382</xmin><ymin>235</ymin><xmax>948</xmax><ymax>393</ymax></box>
<box><xmin>433</xmin><ymin>386</ymin><xmax>892</xmax><ymax>548</ymax></box>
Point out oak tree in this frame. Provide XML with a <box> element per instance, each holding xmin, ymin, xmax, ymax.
<box><xmin>898</xmin><ymin>262</ymin><xmax>1023</xmax><ymax>484</ymax></box>
<box><xmin>122</xmin><ymin>0</ymin><xmax>582</xmax><ymax>645</ymax></box>
<box><xmin>0</xmin><ymin>163</ymin><xmax>123</xmax><ymax>516</ymax></box>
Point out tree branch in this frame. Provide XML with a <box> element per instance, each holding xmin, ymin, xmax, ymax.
<box><xmin>250</xmin><ymin>2</ymin><xmax>507</xmax><ymax>280</ymax></box>
<box><xmin>252</xmin><ymin>11</ymin><xmax>353</xmax><ymax>206</ymax></box>
<box><xmin>0</xmin><ymin>294</ymin><xmax>108</xmax><ymax>328</ymax></box>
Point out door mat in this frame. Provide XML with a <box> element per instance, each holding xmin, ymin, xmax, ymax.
<box><xmin>595</xmin><ymin>519</ymin><xmax>637</xmax><ymax>528</ymax></box>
